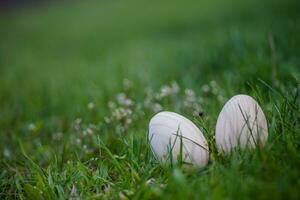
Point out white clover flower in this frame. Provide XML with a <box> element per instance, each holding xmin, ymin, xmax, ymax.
<box><xmin>144</xmin><ymin>88</ymin><xmax>155</xmax><ymax>107</ymax></box>
<box><xmin>125</xmin><ymin>99</ymin><xmax>134</xmax><ymax>106</ymax></box>
<box><xmin>184</xmin><ymin>88</ymin><xmax>196</xmax><ymax>106</ymax></box>
<box><xmin>217</xmin><ymin>94</ymin><xmax>225</xmax><ymax>103</ymax></box>
<box><xmin>183</xmin><ymin>89</ymin><xmax>194</xmax><ymax>104</ymax></box>
<box><xmin>88</xmin><ymin>123</ymin><xmax>97</xmax><ymax>129</ymax></box>
<box><xmin>112</xmin><ymin>109</ymin><xmax>121</xmax><ymax>120</ymax></box>
<box><xmin>143</xmin><ymin>97</ymin><xmax>151</xmax><ymax>107</ymax></box>
<box><xmin>3</xmin><ymin>148</ymin><xmax>11</xmax><ymax>158</ymax></box>
<box><xmin>86</xmin><ymin>128</ymin><xmax>93</xmax><ymax>135</ymax></box>
<box><xmin>74</xmin><ymin>118</ymin><xmax>82</xmax><ymax>124</ymax></box>
<box><xmin>76</xmin><ymin>138</ymin><xmax>81</xmax><ymax>144</ymax></box>
<box><xmin>108</xmin><ymin>101</ymin><xmax>116</xmax><ymax>109</ymax></box>
<box><xmin>201</xmin><ymin>80</ymin><xmax>220</xmax><ymax>95</ymax></box>
<box><xmin>160</xmin><ymin>85</ymin><xmax>171</xmax><ymax>98</ymax></box>
<box><xmin>72</xmin><ymin>118</ymin><xmax>82</xmax><ymax>131</ymax></box>
<box><xmin>123</xmin><ymin>79</ymin><xmax>132</xmax><ymax>89</ymax></box>
<box><xmin>157</xmin><ymin>81</ymin><xmax>180</xmax><ymax>99</ymax></box>
<box><xmin>125</xmin><ymin>118</ymin><xmax>132</xmax><ymax>125</ymax></box>
<box><xmin>192</xmin><ymin>104</ymin><xmax>203</xmax><ymax>117</ymax></box>
<box><xmin>182</xmin><ymin>88</ymin><xmax>204</xmax><ymax>117</ymax></box>
<box><xmin>52</xmin><ymin>132</ymin><xmax>63</xmax><ymax>140</ymax></box>
<box><xmin>116</xmin><ymin>93</ymin><xmax>126</xmax><ymax>103</ymax></box>
<box><xmin>125</xmin><ymin>108</ymin><xmax>132</xmax><ymax>115</ymax></box>
<box><xmin>210</xmin><ymin>80</ymin><xmax>217</xmax><ymax>88</ymax></box>
<box><xmin>171</xmin><ymin>81</ymin><xmax>180</xmax><ymax>94</ymax></box>
<box><xmin>111</xmin><ymin>107</ymin><xmax>133</xmax><ymax>122</ymax></box>
<box><xmin>104</xmin><ymin>117</ymin><xmax>111</xmax><ymax>123</ymax></box>
<box><xmin>88</xmin><ymin>102</ymin><xmax>95</xmax><ymax>110</ymax></box>
<box><xmin>28</xmin><ymin>123</ymin><xmax>36</xmax><ymax>132</ymax></box>
<box><xmin>185</xmin><ymin>88</ymin><xmax>195</xmax><ymax>97</ymax></box>
<box><xmin>153</xmin><ymin>103</ymin><xmax>163</xmax><ymax>113</ymax></box>
<box><xmin>116</xmin><ymin>93</ymin><xmax>134</xmax><ymax>106</ymax></box>
<box><xmin>116</xmin><ymin>125</ymin><xmax>125</xmax><ymax>133</ymax></box>
<box><xmin>201</xmin><ymin>84</ymin><xmax>210</xmax><ymax>93</ymax></box>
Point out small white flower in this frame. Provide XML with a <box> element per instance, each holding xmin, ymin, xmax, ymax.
<box><xmin>153</xmin><ymin>103</ymin><xmax>163</xmax><ymax>113</ymax></box>
<box><xmin>74</xmin><ymin>118</ymin><xmax>82</xmax><ymax>124</ymax></box>
<box><xmin>73</xmin><ymin>118</ymin><xmax>82</xmax><ymax>131</ymax></box>
<box><xmin>185</xmin><ymin>88</ymin><xmax>195</xmax><ymax>97</ymax></box>
<box><xmin>201</xmin><ymin>84</ymin><xmax>210</xmax><ymax>93</ymax></box>
<box><xmin>104</xmin><ymin>117</ymin><xmax>111</xmax><ymax>123</ymax></box>
<box><xmin>52</xmin><ymin>132</ymin><xmax>63</xmax><ymax>140</ymax></box>
<box><xmin>125</xmin><ymin>108</ymin><xmax>132</xmax><ymax>115</ymax></box>
<box><xmin>3</xmin><ymin>148</ymin><xmax>11</xmax><ymax>158</ymax></box>
<box><xmin>184</xmin><ymin>89</ymin><xmax>196</xmax><ymax>106</ymax></box>
<box><xmin>86</xmin><ymin>128</ymin><xmax>93</xmax><ymax>135</ymax></box>
<box><xmin>88</xmin><ymin>102</ymin><xmax>95</xmax><ymax>110</ymax></box>
<box><xmin>171</xmin><ymin>81</ymin><xmax>180</xmax><ymax>94</ymax></box>
<box><xmin>210</xmin><ymin>80</ymin><xmax>217</xmax><ymax>88</ymax></box>
<box><xmin>123</xmin><ymin>79</ymin><xmax>132</xmax><ymax>89</ymax></box>
<box><xmin>125</xmin><ymin>118</ymin><xmax>132</xmax><ymax>125</ymax></box>
<box><xmin>159</xmin><ymin>85</ymin><xmax>171</xmax><ymax>98</ymax></box>
<box><xmin>108</xmin><ymin>101</ymin><xmax>116</xmax><ymax>109</ymax></box>
<box><xmin>116</xmin><ymin>125</ymin><xmax>125</xmax><ymax>133</ymax></box>
<box><xmin>143</xmin><ymin>98</ymin><xmax>152</xmax><ymax>107</ymax></box>
<box><xmin>217</xmin><ymin>94</ymin><xmax>225</xmax><ymax>103</ymax></box>
<box><xmin>82</xmin><ymin>130</ymin><xmax>88</xmax><ymax>136</ymax></box>
<box><xmin>116</xmin><ymin>93</ymin><xmax>134</xmax><ymax>106</ymax></box>
<box><xmin>192</xmin><ymin>104</ymin><xmax>203</xmax><ymax>117</ymax></box>
<box><xmin>28</xmin><ymin>123</ymin><xmax>36</xmax><ymax>132</ymax></box>
<box><xmin>157</xmin><ymin>81</ymin><xmax>180</xmax><ymax>99</ymax></box>
<box><xmin>76</xmin><ymin>138</ymin><xmax>81</xmax><ymax>144</ymax></box>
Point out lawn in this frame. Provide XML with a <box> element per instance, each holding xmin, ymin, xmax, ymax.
<box><xmin>0</xmin><ymin>0</ymin><xmax>299</xmax><ymax>199</ymax></box>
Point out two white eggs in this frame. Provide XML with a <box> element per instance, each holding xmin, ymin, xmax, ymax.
<box><xmin>148</xmin><ymin>94</ymin><xmax>268</xmax><ymax>168</ymax></box>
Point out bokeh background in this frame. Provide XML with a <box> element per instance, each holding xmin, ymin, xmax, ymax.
<box><xmin>1</xmin><ymin>0</ymin><xmax>299</xmax><ymax>119</ymax></box>
<box><xmin>0</xmin><ymin>0</ymin><xmax>299</xmax><ymax>199</ymax></box>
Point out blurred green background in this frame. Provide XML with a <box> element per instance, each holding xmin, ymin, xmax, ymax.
<box><xmin>0</xmin><ymin>0</ymin><xmax>299</xmax><ymax>199</ymax></box>
<box><xmin>0</xmin><ymin>0</ymin><xmax>299</xmax><ymax>118</ymax></box>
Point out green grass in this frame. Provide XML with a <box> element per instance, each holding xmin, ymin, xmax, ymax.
<box><xmin>0</xmin><ymin>0</ymin><xmax>300</xmax><ymax>199</ymax></box>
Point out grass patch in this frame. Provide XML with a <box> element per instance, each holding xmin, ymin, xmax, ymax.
<box><xmin>0</xmin><ymin>0</ymin><xmax>299</xmax><ymax>199</ymax></box>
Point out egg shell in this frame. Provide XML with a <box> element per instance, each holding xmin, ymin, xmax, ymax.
<box><xmin>215</xmin><ymin>94</ymin><xmax>268</xmax><ymax>153</ymax></box>
<box><xmin>148</xmin><ymin>111</ymin><xmax>209</xmax><ymax>168</ymax></box>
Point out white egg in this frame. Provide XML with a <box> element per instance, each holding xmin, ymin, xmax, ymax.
<box><xmin>215</xmin><ymin>94</ymin><xmax>268</xmax><ymax>153</ymax></box>
<box><xmin>148</xmin><ymin>111</ymin><xmax>209</xmax><ymax>168</ymax></box>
